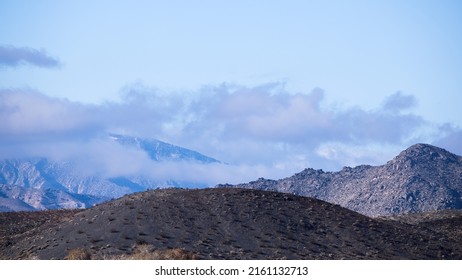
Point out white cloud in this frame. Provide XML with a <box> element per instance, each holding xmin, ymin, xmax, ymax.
<box><xmin>0</xmin><ymin>83</ymin><xmax>456</xmax><ymax>185</ymax></box>
<box><xmin>175</xmin><ymin>84</ymin><xmax>428</xmax><ymax>169</ymax></box>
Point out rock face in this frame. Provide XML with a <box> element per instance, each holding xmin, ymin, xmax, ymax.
<box><xmin>0</xmin><ymin>135</ymin><xmax>220</xmax><ymax>211</ymax></box>
<box><xmin>224</xmin><ymin>144</ymin><xmax>462</xmax><ymax>217</ymax></box>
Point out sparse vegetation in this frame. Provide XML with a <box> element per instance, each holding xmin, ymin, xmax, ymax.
<box><xmin>108</xmin><ymin>245</ymin><xmax>197</xmax><ymax>260</ymax></box>
<box><xmin>2</xmin><ymin>188</ymin><xmax>462</xmax><ymax>260</ymax></box>
<box><xmin>63</xmin><ymin>245</ymin><xmax>196</xmax><ymax>260</ymax></box>
<box><xmin>64</xmin><ymin>248</ymin><xmax>91</xmax><ymax>260</ymax></box>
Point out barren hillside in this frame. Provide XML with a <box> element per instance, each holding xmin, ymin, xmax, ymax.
<box><xmin>1</xmin><ymin>188</ymin><xmax>461</xmax><ymax>260</ymax></box>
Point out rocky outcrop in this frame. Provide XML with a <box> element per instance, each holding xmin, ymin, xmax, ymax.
<box><xmin>224</xmin><ymin>144</ymin><xmax>462</xmax><ymax>217</ymax></box>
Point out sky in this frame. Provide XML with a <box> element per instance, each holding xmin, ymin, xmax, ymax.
<box><xmin>0</xmin><ymin>0</ymin><xmax>461</xmax><ymax>184</ymax></box>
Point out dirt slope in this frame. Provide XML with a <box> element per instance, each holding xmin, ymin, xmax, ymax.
<box><xmin>1</xmin><ymin>188</ymin><xmax>461</xmax><ymax>259</ymax></box>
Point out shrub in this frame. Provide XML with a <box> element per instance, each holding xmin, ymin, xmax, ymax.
<box><xmin>64</xmin><ymin>248</ymin><xmax>91</xmax><ymax>260</ymax></box>
<box><xmin>129</xmin><ymin>244</ymin><xmax>196</xmax><ymax>260</ymax></box>
<box><xmin>101</xmin><ymin>245</ymin><xmax>197</xmax><ymax>260</ymax></box>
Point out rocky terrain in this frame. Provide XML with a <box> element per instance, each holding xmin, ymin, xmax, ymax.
<box><xmin>223</xmin><ymin>144</ymin><xmax>462</xmax><ymax>217</ymax></box>
<box><xmin>1</xmin><ymin>188</ymin><xmax>462</xmax><ymax>260</ymax></box>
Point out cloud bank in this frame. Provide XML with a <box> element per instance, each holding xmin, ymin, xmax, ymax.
<box><xmin>0</xmin><ymin>45</ymin><xmax>61</xmax><ymax>68</ymax></box>
<box><xmin>0</xmin><ymin>84</ymin><xmax>460</xmax><ymax>184</ymax></box>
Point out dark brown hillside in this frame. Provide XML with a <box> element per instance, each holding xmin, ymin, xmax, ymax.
<box><xmin>0</xmin><ymin>209</ymin><xmax>80</xmax><ymax>238</ymax></box>
<box><xmin>1</xmin><ymin>188</ymin><xmax>461</xmax><ymax>260</ymax></box>
<box><xmin>0</xmin><ymin>209</ymin><xmax>80</xmax><ymax>258</ymax></box>
<box><xmin>382</xmin><ymin>209</ymin><xmax>462</xmax><ymax>242</ymax></box>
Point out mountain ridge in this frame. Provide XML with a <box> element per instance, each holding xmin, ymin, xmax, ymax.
<box><xmin>109</xmin><ymin>134</ymin><xmax>220</xmax><ymax>163</ymax></box>
<box><xmin>223</xmin><ymin>143</ymin><xmax>462</xmax><ymax>217</ymax></box>
<box><xmin>0</xmin><ymin>134</ymin><xmax>220</xmax><ymax>211</ymax></box>
<box><xmin>0</xmin><ymin>184</ymin><xmax>102</xmax><ymax>212</ymax></box>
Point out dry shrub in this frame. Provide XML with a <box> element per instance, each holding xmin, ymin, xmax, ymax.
<box><xmin>158</xmin><ymin>247</ymin><xmax>197</xmax><ymax>260</ymax></box>
<box><xmin>104</xmin><ymin>244</ymin><xmax>197</xmax><ymax>260</ymax></box>
<box><xmin>64</xmin><ymin>248</ymin><xmax>91</xmax><ymax>260</ymax></box>
<box><xmin>130</xmin><ymin>244</ymin><xmax>197</xmax><ymax>260</ymax></box>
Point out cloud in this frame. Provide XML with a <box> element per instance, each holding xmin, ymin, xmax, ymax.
<box><xmin>184</xmin><ymin>86</ymin><xmax>423</xmax><ymax>145</ymax></box>
<box><xmin>178</xmin><ymin>85</ymin><xmax>426</xmax><ymax>167</ymax></box>
<box><xmin>0</xmin><ymin>83</ymin><xmax>452</xmax><ymax>185</ymax></box>
<box><xmin>433</xmin><ymin>124</ymin><xmax>462</xmax><ymax>156</ymax></box>
<box><xmin>0</xmin><ymin>45</ymin><xmax>61</xmax><ymax>68</ymax></box>
<box><xmin>0</xmin><ymin>87</ymin><xmax>181</xmax><ymax>145</ymax></box>
<box><xmin>333</xmin><ymin>104</ymin><xmax>424</xmax><ymax>144</ymax></box>
<box><xmin>382</xmin><ymin>91</ymin><xmax>417</xmax><ymax>113</ymax></box>
<box><xmin>0</xmin><ymin>89</ymin><xmax>101</xmax><ymax>144</ymax></box>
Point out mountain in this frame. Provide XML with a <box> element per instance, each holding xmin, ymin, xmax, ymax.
<box><xmin>0</xmin><ymin>158</ymin><xmax>141</xmax><ymax>199</ymax></box>
<box><xmin>109</xmin><ymin>134</ymin><xmax>220</xmax><ymax>163</ymax></box>
<box><xmin>1</xmin><ymin>188</ymin><xmax>461</xmax><ymax>260</ymax></box>
<box><xmin>0</xmin><ymin>184</ymin><xmax>102</xmax><ymax>212</ymax></box>
<box><xmin>223</xmin><ymin>144</ymin><xmax>462</xmax><ymax>217</ymax></box>
<box><xmin>0</xmin><ymin>135</ymin><xmax>220</xmax><ymax>212</ymax></box>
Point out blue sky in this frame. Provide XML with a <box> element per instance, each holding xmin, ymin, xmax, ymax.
<box><xmin>0</xmin><ymin>0</ymin><xmax>461</xmax><ymax>182</ymax></box>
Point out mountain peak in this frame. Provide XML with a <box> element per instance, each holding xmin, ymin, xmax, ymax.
<box><xmin>108</xmin><ymin>133</ymin><xmax>220</xmax><ymax>163</ymax></box>
<box><xmin>402</xmin><ymin>143</ymin><xmax>449</xmax><ymax>155</ymax></box>
<box><xmin>391</xmin><ymin>143</ymin><xmax>460</xmax><ymax>165</ymax></box>
<box><xmin>230</xmin><ymin>143</ymin><xmax>462</xmax><ymax>217</ymax></box>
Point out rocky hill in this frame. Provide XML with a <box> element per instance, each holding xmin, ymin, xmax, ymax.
<box><xmin>222</xmin><ymin>144</ymin><xmax>462</xmax><ymax>217</ymax></box>
<box><xmin>1</xmin><ymin>188</ymin><xmax>461</xmax><ymax>260</ymax></box>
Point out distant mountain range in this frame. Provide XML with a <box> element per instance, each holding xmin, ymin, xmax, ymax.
<box><xmin>2</xmin><ymin>143</ymin><xmax>462</xmax><ymax>259</ymax></box>
<box><xmin>1</xmin><ymin>140</ymin><xmax>461</xmax><ymax>217</ymax></box>
<box><xmin>0</xmin><ymin>184</ymin><xmax>100</xmax><ymax>212</ymax></box>
<box><xmin>0</xmin><ymin>134</ymin><xmax>220</xmax><ymax>211</ymax></box>
<box><xmin>224</xmin><ymin>143</ymin><xmax>462</xmax><ymax>217</ymax></box>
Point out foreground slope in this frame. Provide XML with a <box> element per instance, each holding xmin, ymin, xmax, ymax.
<box><xmin>226</xmin><ymin>144</ymin><xmax>462</xmax><ymax>217</ymax></box>
<box><xmin>382</xmin><ymin>209</ymin><xmax>462</xmax><ymax>242</ymax></box>
<box><xmin>1</xmin><ymin>188</ymin><xmax>461</xmax><ymax>260</ymax></box>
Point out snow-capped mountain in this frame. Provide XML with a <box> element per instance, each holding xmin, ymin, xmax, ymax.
<box><xmin>0</xmin><ymin>134</ymin><xmax>220</xmax><ymax>211</ymax></box>
<box><xmin>109</xmin><ymin>134</ymin><xmax>220</xmax><ymax>163</ymax></box>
